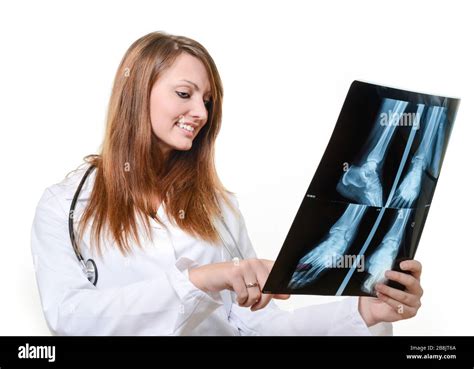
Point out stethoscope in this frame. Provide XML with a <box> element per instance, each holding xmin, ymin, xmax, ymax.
<box><xmin>69</xmin><ymin>165</ymin><xmax>99</xmax><ymax>286</ymax></box>
<box><xmin>69</xmin><ymin>164</ymin><xmax>243</xmax><ymax>286</ymax></box>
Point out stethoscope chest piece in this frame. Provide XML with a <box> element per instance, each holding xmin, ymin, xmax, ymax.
<box><xmin>84</xmin><ymin>259</ymin><xmax>98</xmax><ymax>286</ymax></box>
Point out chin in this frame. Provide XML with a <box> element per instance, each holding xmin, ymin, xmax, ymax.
<box><xmin>173</xmin><ymin>141</ymin><xmax>193</xmax><ymax>151</ymax></box>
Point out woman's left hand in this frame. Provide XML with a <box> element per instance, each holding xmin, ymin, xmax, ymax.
<box><xmin>358</xmin><ymin>260</ymin><xmax>423</xmax><ymax>326</ymax></box>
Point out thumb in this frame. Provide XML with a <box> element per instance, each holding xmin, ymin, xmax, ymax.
<box><xmin>273</xmin><ymin>294</ymin><xmax>291</xmax><ymax>300</ymax></box>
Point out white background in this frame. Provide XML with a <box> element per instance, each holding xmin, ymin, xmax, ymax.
<box><xmin>1</xmin><ymin>0</ymin><xmax>472</xmax><ymax>335</ymax></box>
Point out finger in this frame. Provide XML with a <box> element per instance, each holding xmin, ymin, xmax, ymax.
<box><xmin>400</xmin><ymin>260</ymin><xmax>422</xmax><ymax>280</ymax></box>
<box><xmin>376</xmin><ymin>291</ymin><xmax>417</xmax><ymax>319</ymax></box>
<box><xmin>274</xmin><ymin>294</ymin><xmax>291</xmax><ymax>300</ymax></box>
<box><xmin>244</xmin><ymin>283</ymin><xmax>261</xmax><ymax>308</ymax></box>
<box><xmin>385</xmin><ymin>270</ymin><xmax>422</xmax><ymax>296</ymax></box>
<box><xmin>242</xmin><ymin>266</ymin><xmax>260</xmax><ymax>308</ymax></box>
<box><xmin>375</xmin><ymin>283</ymin><xmax>420</xmax><ymax>308</ymax></box>
<box><xmin>250</xmin><ymin>261</ymin><xmax>274</xmax><ymax>311</ymax></box>
<box><xmin>232</xmin><ymin>274</ymin><xmax>249</xmax><ymax>306</ymax></box>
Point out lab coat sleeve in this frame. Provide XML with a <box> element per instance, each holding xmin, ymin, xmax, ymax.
<box><xmin>227</xmin><ymin>197</ymin><xmax>393</xmax><ymax>336</ymax></box>
<box><xmin>31</xmin><ymin>188</ymin><xmax>223</xmax><ymax>336</ymax></box>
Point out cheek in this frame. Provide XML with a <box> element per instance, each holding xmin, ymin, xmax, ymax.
<box><xmin>150</xmin><ymin>98</ymin><xmax>177</xmax><ymax>132</ymax></box>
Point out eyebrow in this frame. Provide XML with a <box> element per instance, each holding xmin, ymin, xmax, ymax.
<box><xmin>178</xmin><ymin>79</ymin><xmax>211</xmax><ymax>95</ymax></box>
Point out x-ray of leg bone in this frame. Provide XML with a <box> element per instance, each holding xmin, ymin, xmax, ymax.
<box><xmin>390</xmin><ymin>106</ymin><xmax>448</xmax><ymax>208</ymax></box>
<box><xmin>263</xmin><ymin>81</ymin><xmax>459</xmax><ymax>296</ymax></box>
<box><xmin>337</xmin><ymin>99</ymin><xmax>408</xmax><ymax>207</ymax></box>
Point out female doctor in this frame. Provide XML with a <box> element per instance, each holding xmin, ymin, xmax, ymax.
<box><xmin>31</xmin><ymin>31</ymin><xmax>423</xmax><ymax>336</ymax></box>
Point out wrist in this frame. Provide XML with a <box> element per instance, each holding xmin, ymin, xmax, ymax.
<box><xmin>358</xmin><ymin>297</ymin><xmax>377</xmax><ymax>327</ymax></box>
<box><xmin>188</xmin><ymin>267</ymin><xmax>207</xmax><ymax>292</ymax></box>
<box><xmin>189</xmin><ymin>262</ymin><xmax>233</xmax><ymax>293</ymax></box>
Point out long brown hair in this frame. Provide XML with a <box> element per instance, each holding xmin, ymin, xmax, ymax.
<box><xmin>75</xmin><ymin>31</ymin><xmax>236</xmax><ymax>256</ymax></box>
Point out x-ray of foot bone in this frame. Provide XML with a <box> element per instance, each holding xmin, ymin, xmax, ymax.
<box><xmin>263</xmin><ymin>81</ymin><xmax>459</xmax><ymax>296</ymax></box>
<box><xmin>288</xmin><ymin>204</ymin><xmax>367</xmax><ymax>289</ymax></box>
<box><xmin>362</xmin><ymin>209</ymin><xmax>412</xmax><ymax>295</ymax></box>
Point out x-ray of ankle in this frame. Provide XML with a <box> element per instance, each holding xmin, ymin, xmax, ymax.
<box><xmin>336</xmin><ymin>98</ymin><xmax>408</xmax><ymax>207</ymax></box>
<box><xmin>288</xmin><ymin>204</ymin><xmax>367</xmax><ymax>289</ymax></box>
<box><xmin>262</xmin><ymin>81</ymin><xmax>459</xmax><ymax>296</ymax></box>
<box><xmin>390</xmin><ymin>106</ymin><xmax>448</xmax><ymax>208</ymax></box>
<box><xmin>362</xmin><ymin>209</ymin><xmax>412</xmax><ymax>295</ymax></box>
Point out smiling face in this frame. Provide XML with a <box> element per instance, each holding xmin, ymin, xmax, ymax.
<box><xmin>149</xmin><ymin>53</ymin><xmax>212</xmax><ymax>157</ymax></box>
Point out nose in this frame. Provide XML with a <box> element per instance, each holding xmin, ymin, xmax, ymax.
<box><xmin>189</xmin><ymin>96</ymin><xmax>208</xmax><ymax>124</ymax></box>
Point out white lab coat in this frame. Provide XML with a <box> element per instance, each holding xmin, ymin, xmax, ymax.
<box><xmin>31</xmin><ymin>167</ymin><xmax>392</xmax><ymax>336</ymax></box>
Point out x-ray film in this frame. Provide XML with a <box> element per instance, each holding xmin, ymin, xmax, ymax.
<box><xmin>263</xmin><ymin>81</ymin><xmax>460</xmax><ymax>296</ymax></box>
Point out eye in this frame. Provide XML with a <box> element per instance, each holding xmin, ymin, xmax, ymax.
<box><xmin>176</xmin><ymin>91</ymin><xmax>190</xmax><ymax>99</ymax></box>
<box><xmin>177</xmin><ymin>91</ymin><xmax>212</xmax><ymax>107</ymax></box>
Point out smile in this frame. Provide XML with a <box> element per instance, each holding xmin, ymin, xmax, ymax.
<box><xmin>175</xmin><ymin>122</ymin><xmax>195</xmax><ymax>133</ymax></box>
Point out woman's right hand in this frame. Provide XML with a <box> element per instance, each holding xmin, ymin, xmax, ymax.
<box><xmin>188</xmin><ymin>259</ymin><xmax>290</xmax><ymax>312</ymax></box>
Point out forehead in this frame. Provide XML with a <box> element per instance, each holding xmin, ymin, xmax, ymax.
<box><xmin>160</xmin><ymin>53</ymin><xmax>211</xmax><ymax>93</ymax></box>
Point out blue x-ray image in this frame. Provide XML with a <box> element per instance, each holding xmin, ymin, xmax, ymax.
<box><xmin>390</xmin><ymin>106</ymin><xmax>447</xmax><ymax>208</ymax></box>
<box><xmin>361</xmin><ymin>208</ymin><xmax>412</xmax><ymax>294</ymax></box>
<box><xmin>336</xmin><ymin>99</ymin><xmax>410</xmax><ymax>208</ymax></box>
<box><xmin>288</xmin><ymin>203</ymin><xmax>368</xmax><ymax>289</ymax></box>
<box><xmin>263</xmin><ymin>81</ymin><xmax>459</xmax><ymax>296</ymax></box>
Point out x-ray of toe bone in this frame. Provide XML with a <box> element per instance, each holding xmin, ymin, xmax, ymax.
<box><xmin>263</xmin><ymin>81</ymin><xmax>459</xmax><ymax>296</ymax></box>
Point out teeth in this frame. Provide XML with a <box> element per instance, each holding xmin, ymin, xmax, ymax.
<box><xmin>176</xmin><ymin>122</ymin><xmax>195</xmax><ymax>132</ymax></box>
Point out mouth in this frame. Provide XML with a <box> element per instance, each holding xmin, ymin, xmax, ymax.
<box><xmin>175</xmin><ymin>121</ymin><xmax>196</xmax><ymax>135</ymax></box>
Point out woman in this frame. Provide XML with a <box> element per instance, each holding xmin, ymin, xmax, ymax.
<box><xmin>31</xmin><ymin>31</ymin><xmax>423</xmax><ymax>335</ymax></box>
